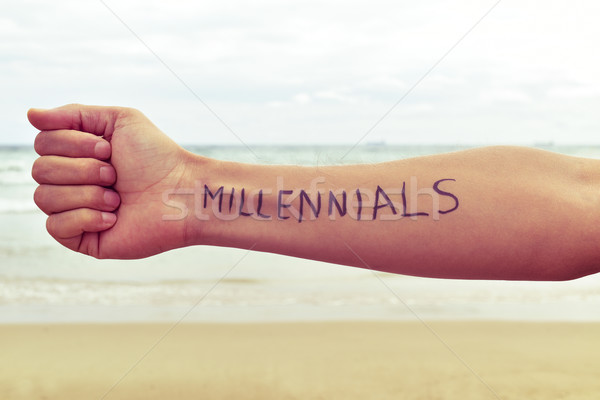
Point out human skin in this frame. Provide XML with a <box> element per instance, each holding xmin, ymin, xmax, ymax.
<box><xmin>29</xmin><ymin>104</ymin><xmax>600</xmax><ymax>280</ymax></box>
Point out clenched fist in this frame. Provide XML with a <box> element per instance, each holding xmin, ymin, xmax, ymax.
<box><xmin>30</xmin><ymin>104</ymin><xmax>195</xmax><ymax>259</ymax></box>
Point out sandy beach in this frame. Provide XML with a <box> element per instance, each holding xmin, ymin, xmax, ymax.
<box><xmin>1</xmin><ymin>321</ymin><xmax>599</xmax><ymax>399</ymax></box>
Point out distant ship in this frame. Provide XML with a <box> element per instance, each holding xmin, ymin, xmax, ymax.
<box><xmin>533</xmin><ymin>140</ymin><xmax>554</xmax><ymax>148</ymax></box>
<box><xmin>365</xmin><ymin>140</ymin><xmax>386</xmax><ymax>146</ymax></box>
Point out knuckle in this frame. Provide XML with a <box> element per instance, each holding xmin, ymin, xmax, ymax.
<box><xmin>47</xmin><ymin>213</ymin><xmax>75</xmax><ymax>239</ymax></box>
<box><xmin>31</xmin><ymin>158</ymin><xmax>47</xmax><ymax>183</ymax></box>
<box><xmin>118</xmin><ymin>106</ymin><xmax>142</xmax><ymax>120</ymax></box>
<box><xmin>33</xmin><ymin>132</ymin><xmax>47</xmax><ymax>155</ymax></box>
<box><xmin>33</xmin><ymin>185</ymin><xmax>47</xmax><ymax>208</ymax></box>
<box><xmin>45</xmin><ymin>215</ymin><xmax>57</xmax><ymax>235</ymax></box>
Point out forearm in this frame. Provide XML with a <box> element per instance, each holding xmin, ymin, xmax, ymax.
<box><xmin>173</xmin><ymin>146</ymin><xmax>600</xmax><ymax>281</ymax></box>
<box><xmin>28</xmin><ymin>105</ymin><xmax>600</xmax><ymax>279</ymax></box>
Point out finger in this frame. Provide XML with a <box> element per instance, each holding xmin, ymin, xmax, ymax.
<box><xmin>34</xmin><ymin>185</ymin><xmax>120</xmax><ymax>215</ymax></box>
<box><xmin>32</xmin><ymin>156</ymin><xmax>116</xmax><ymax>185</ymax></box>
<box><xmin>46</xmin><ymin>209</ymin><xmax>117</xmax><ymax>251</ymax></box>
<box><xmin>27</xmin><ymin>104</ymin><xmax>124</xmax><ymax>138</ymax></box>
<box><xmin>34</xmin><ymin>130</ymin><xmax>111</xmax><ymax>159</ymax></box>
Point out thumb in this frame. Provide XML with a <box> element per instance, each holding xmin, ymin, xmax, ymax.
<box><xmin>27</xmin><ymin>104</ymin><xmax>123</xmax><ymax>138</ymax></box>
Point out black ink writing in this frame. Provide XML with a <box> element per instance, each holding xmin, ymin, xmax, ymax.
<box><xmin>356</xmin><ymin>189</ymin><xmax>363</xmax><ymax>221</ymax></box>
<box><xmin>278</xmin><ymin>189</ymin><xmax>294</xmax><ymax>220</ymax></box>
<box><xmin>204</xmin><ymin>185</ymin><xmax>224</xmax><ymax>213</ymax></box>
<box><xmin>328</xmin><ymin>191</ymin><xmax>347</xmax><ymax>217</ymax></box>
<box><xmin>238</xmin><ymin>188</ymin><xmax>253</xmax><ymax>217</ymax></box>
<box><xmin>256</xmin><ymin>189</ymin><xmax>270</xmax><ymax>219</ymax></box>
<box><xmin>373</xmin><ymin>185</ymin><xmax>398</xmax><ymax>220</ymax></box>
<box><xmin>298</xmin><ymin>190</ymin><xmax>321</xmax><ymax>222</ymax></box>
<box><xmin>197</xmin><ymin>179</ymin><xmax>459</xmax><ymax>222</ymax></box>
<box><xmin>401</xmin><ymin>181</ymin><xmax>428</xmax><ymax>217</ymax></box>
<box><xmin>433</xmin><ymin>179</ymin><xmax>459</xmax><ymax>214</ymax></box>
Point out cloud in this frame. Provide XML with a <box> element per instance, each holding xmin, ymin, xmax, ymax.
<box><xmin>547</xmin><ymin>85</ymin><xmax>600</xmax><ymax>99</ymax></box>
<box><xmin>292</xmin><ymin>93</ymin><xmax>311</xmax><ymax>105</ymax></box>
<box><xmin>314</xmin><ymin>90</ymin><xmax>358</xmax><ymax>104</ymax></box>
<box><xmin>480</xmin><ymin>88</ymin><xmax>532</xmax><ymax>104</ymax></box>
<box><xmin>2</xmin><ymin>0</ymin><xmax>600</xmax><ymax>144</ymax></box>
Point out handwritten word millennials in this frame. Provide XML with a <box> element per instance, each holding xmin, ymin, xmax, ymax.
<box><xmin>163</xmin><ymin>178</ymin><xmax>459</xmax><ymax>222</ymax></box>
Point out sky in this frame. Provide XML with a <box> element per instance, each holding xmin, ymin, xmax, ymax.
<box><xmin>1</xmin><ymin>0</ymin><xmax>600</xmax><ymax>145</ymax></box>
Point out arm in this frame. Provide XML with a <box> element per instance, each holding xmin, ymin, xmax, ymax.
<box><xmin>29</xmin><ymin>104</ymin><xmax>600</xmax><ymax>281</ymax></box>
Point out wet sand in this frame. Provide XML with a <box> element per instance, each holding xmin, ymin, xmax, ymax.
<box><xmin>1</xmin><ymin>321</ymin><xmax>599</xmax><ymax>399</ymax></box>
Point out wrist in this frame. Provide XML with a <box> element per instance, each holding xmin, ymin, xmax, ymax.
<box><xmin>175</xmin><ymin>154</ymin><xmax>301</xmax><ymax>250</ymax></box>
<box><xmin>174</xmin><ymin>150</ymin><xmax>220</xmax><ymax>247</ymax></box>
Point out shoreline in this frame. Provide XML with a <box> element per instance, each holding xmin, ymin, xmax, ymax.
<box><xmin>2</xmin><ymin>321</ymin><xmax>599</xmax><ymax>399</ymax></box>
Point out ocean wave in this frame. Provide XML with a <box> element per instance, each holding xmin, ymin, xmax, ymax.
<box><xmin>0</xmin><ymin>147</ymin><xmax>37</xmax><ymax>185</ymax></box>
<box><xmin>0</xmin><ymin>198</ymin><xmax>38</xmax><ymax>214</ymax></box>
<box><xmin>2</xmin><ymin>276</ymin><xmax>600</xmax><ymax>309</ymax></box>
<box><xmin>0</xmin><ymin>173</ymin><xmax>35</xmax><ymax>186</ymax></box>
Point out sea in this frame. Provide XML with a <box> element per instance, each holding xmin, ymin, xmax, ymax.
<box><xmin>2</xmin><ymin>144</ymin><xmax>600</xmax><ymax>323</ymax></box>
